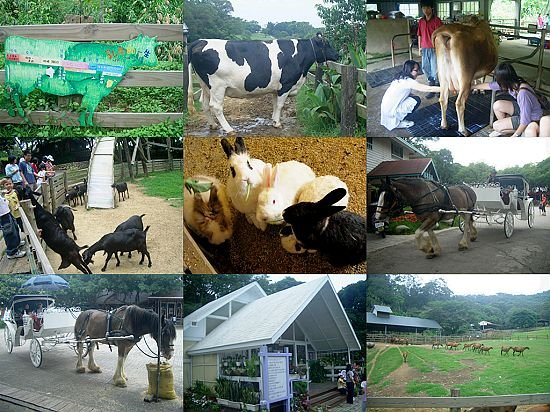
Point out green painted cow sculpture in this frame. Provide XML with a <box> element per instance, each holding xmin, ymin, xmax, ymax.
<box><xmin>5</xmin><ymin>34</ymin><xmax>158</xmax><ymax>126</ymax></box>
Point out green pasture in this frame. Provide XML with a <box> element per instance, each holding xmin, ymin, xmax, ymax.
<box><xmin>136</xmin><ymin>170</ymin><xmax>183</xmax><ymax>208</ymax></box>
<box><xmin>368</xmin><ymin>333</ymin><xmax>550</xmax><ymax>396</ymax></box>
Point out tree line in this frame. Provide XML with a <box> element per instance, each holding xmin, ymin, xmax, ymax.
<box><xmin>184</xmin><ymin>0</ymin><xmax>366</xmax><ymax>53</ymax></box>
<box><xmin>184</xmin><ymin>275</ymin><xmax>366</xmax><ymax>348</ymax></box>
<box><xmin>428</xmin><ymin>148</ymin><xmax>550</xmax><ymax>189</ymax></box>
<box><xmin>0</xmin><ymin>275</ymin><xmax>182</xmax><ymax>311</ymax></box>
<box><xmin>367</xmin><ymin>275</ymin><xmax>550</xmax><ymax>335</ymax></box>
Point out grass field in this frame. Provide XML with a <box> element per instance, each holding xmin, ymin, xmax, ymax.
<box><xmin>136</xmin><ymin>170</ymin><xmax>183</xmax><ymax>207</ymax></box>
<box><xmin>367</xmin><ymin>329</ymin><xmax>550</xmax><ymax>397</ymax></box>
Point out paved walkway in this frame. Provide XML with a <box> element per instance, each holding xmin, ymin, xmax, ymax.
<box><xmin>330</xmin><ymin>399</ymin><xmax>364</xmax><ymax>412</ymax></box>
<box><xmin>368</xmin><ymin>227</ymin><xmax>458</xmax><ymax>255</ymax></box>
<box><xmin>0</xmin><ymin>326</ymin><xmax>183</xmax><ymax>412</ymax></box>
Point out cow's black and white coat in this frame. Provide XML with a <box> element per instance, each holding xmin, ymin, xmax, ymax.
<box><xmin>188</xmin><ymin>33</ymin><xmax>339</xmax><ymax>133</ymax></box>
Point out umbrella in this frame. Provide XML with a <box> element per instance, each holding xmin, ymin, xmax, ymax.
<box><xmin>21</xmin><ymin>275</ymin><xmax>69</xmax><ymax>291</ymax></box>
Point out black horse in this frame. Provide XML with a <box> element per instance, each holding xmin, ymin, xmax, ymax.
<box><xmin>374</xmin><ymin>177</ymin><xmax>477</xmax><ymax>258</ymax></box>
<box><xmin>74</xmin><ymin>305</ymin><xmax>176</xmax><ymax>387</ymax></box>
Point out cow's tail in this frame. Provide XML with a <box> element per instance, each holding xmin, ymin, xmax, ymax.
<box><xmin>187</xmin><ymin>47</ymin><xmax>196</xmax><ymax>114</ymax></box>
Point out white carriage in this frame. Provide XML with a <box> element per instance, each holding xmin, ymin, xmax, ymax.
<box><xmin>462</xmin><ymin>174</ymin><xmax>535</xmax><ymax>238</ymax></box>
<box><xmin>2</xmin><ymin>295</ymin><xmax>81</xmax><ymax>367</ymax></box>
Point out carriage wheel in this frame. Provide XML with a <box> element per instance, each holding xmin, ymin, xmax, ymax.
<box><xmin>30</xmin><ymin>338</ymin><xmax>43</xmax><ymax>368</ymax></box>
<box><xmin>4</xmin><ymin>328</ymin><xmax>13</xmax><ymax>354</ymax></box>
<box><xmin>457</xmin><ymin>216</ymin><xmax>465</xmax><ymax>233</ymax></box>
<box><xmin>527</xmin><ymin>202</ymin><xmax>535</xmax><ymax>228</ymax></box>
<box><xmin>504</xmin><ymin>211</ymin><xmax>514</xmax><ymax>238</ymax></box>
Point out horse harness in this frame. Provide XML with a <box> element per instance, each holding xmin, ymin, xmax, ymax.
<box><xmin>76</xmin><ymin>309</ymin><xmax>141</xmax><ymax>352</ymax></box>
<box><xmin>382</xmin><ymin>179</ymin><xmax>472</xmax><ymax>216</ymax></box>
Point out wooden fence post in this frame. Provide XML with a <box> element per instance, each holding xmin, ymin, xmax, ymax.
<box><xmin>450</xmin><ymin>388</ymin><xmax>460</xmax><ymax>412</ymax></box>
<box><xmin>340</xmin><ymin>64</ymin><xmax>358</xmax><ymax>136</ymax></box>
<box><xmin>41</xmin><ymin>181</ymin><xmax>52</xmax><ymax>213</ymax></box>
<box><xmin>315</xmin><ymin>65</ymin><xmax>323</xmax><ymax>89</ymax></box>
<box><xmin>123</xmin><ymin>138</ymin><xmax>134</xmax><ymax>180</ymax></box>
<box><xmin>167</xmin><ymin>137</ymin><xmax>173</xmax><ymax>171</ymax></box>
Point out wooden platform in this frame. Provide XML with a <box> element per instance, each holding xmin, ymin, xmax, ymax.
<box><xmin>309</xmin><ymin>382</ymin><xmax>347</xmax><ymax>408</ymax></box>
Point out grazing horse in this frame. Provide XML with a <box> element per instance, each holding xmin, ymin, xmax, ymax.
<box><xmin>375</xmin><ymin>177</ymin><xmax>477</xmax><ymax>258</ymax></box>
<box><xmin>512</xmin><ymin>346</ymin><xmax>530</xmax><ymax>356</ymax></box>
<box><xmin>74</xmin><ymin>305</ymin><xmax>176</xmax><ymax>387</ymax></box>
<box><xmin>501</xmin><ymin>346</ymin><xmax>513</xmax><ymax>356</ymax></box>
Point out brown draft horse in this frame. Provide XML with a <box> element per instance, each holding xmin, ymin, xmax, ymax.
<box><xmin>375</xmin><ymin>177</ymin><xmax>477</xmax><ymax>258</ymax></box>
<box><xmin>74</xmin><ymin>305</ymin><xmax>176</xmax><ymax>387</ymax></box>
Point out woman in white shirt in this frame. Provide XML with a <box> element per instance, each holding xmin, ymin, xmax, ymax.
<box><xmin>381</xmin><ymin>60</ymin><xmax>440</xmax><ymax>130</ymax></box>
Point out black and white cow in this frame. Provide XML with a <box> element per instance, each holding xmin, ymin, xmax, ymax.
<box><xmin>188</xmin><ymin>33</ymin><xmax>339</xmax><ymax>133</ymax></box>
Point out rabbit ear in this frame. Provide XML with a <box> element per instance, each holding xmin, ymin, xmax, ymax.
<box><xmin>317</xmin><ymin>188</ymin><xmax>347</xmax><ymax>207</ymax></box>
<box><xmin>221</xmin><ymin>138</ymin><xmax>234</xmax><ymax>158</ymax></box>
<box><xmin>234</xmin><ymin>137</ymin><xmax>247</xmax><ymax>154</ymax></box>
<box><xmin>272</xmin><ymin>164</ymin><xmax>279</xmax><ymax>187</ymax></box>
<box><xmin>319</xmin><ymin>205</ymin><xmax>346</xmax><ymax>218</ymax></box>
<box><xmin>263</xmin><ymin>163</ymin><xmax>272</xmax><ymax>188</ymax></box>
<box><xmin>209</xmin><ymin>185</ymin><xmax>219</xmax><ymax>204</ymax></box>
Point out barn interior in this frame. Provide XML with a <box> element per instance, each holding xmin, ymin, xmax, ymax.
<box><xmin>366</xmin><ymin>0</ymin><xmax>550</xmax><ymax>137</ymax></box>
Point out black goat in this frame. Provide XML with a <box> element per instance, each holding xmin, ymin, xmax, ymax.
<box><xmin>76</xmin><ymin>178</ymin><xmax>87</xmax><ymax>205</ymax></box>
<box><xmin>111</xmin><ymin>182</ymin><xmax>129</xmax><ymax>201</ymax></box>
<box><xmin>82</xmin><ymin>226</ymin><xmax>152</xmax><ymax>272</ymax></box>
<box><xmin>54</xmin><ymin>205</ymin><xmax>77</xmax><ymax>240</ymax></box>
<box><xmin>65</xmin><ymin>187</ymin><xmax>79</xmax><ymax>207</ymax></box>
<box><xmin>114</xmin><ymin>214</ymin><xmax>146</xmax><ymax>258</ymax></box>
<box><xmin>24</xmin><ymin>189</ymin><xmax>91</xmax><ymax>274</ymax></box>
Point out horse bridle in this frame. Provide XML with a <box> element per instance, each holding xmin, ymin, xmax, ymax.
<box><xmin>375</xmin><ymin>185</ymin><xmax>404</xmax><ymax>218</ymax></box>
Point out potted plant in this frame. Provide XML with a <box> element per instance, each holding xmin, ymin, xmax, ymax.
<box><xmin>246</xmin><ymin>353</ymin><xmax>260</xmax><ymax>378</ymax></box>
<box><xmin>241</xmin><ymin>388</ymin><xmax>260</xmax><ymax>411</ymax></box>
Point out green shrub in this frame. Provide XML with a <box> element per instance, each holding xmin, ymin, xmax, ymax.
<box><xmin>184</xmin><ymin>381</ymin><xmax>217</xmax><ymax>411</ymax></box>
<box><xmin>308</xmin><ymin>360</ymin><xmax>327</xmax><ymax>383</ymax></box>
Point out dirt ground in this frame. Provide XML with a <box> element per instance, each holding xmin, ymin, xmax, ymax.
<box><xmin>184</xmin><ymin>137</ymin><xmax>366</xmax><ymax>274</ymax></box>
<box><xmin>47</xmin><ymin>182</ymin><xmax>183</xmax><ymax>274</ymax></box>
<box><xmin>185</xmin><ymin>94</ymin><xmax>304</xmax><ymax>136</ymax></box>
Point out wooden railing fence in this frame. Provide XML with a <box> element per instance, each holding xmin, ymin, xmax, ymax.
<box><xmin>0</xmin><ymin>23</ymin><xmax>183</xmax><ymax>127</ymax></box>
<box><xmin>368</xmin><ymin>390</ymin><xmax>550</xmax><ymax>410</ymax></box>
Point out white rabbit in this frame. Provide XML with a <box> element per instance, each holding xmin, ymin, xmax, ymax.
<box><xmin>280</xmin><ymin>175</ymin><xmax>349</xmax><ymax>254</ymax></box>
<box><xmin>256</xmin><ymin>161</ymin><xmax>316</xmax><ymax>228</ymax></box>
<box><xmin>220</xmin><ymin>137</ymin><xmax>267</xmax><ymax>231</ymax></box>
<box><xmin>184</xmin><ymin>175</ymin><xmax>233</xmax><ymax>245</ymax></box>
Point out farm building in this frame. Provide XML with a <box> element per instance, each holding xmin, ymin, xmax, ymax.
<box><xmin>183</xmin><ymin>276</ymin><xmax>361</xmax><ymax>396</ymax></box>
<box><xmin>367</xmin><ymin>305</ymin><xmax>442</xmax><ymax>335</ymax></box>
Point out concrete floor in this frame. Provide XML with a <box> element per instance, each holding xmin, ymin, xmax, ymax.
<box><xmin>367</xmin><ymin>38</ymin><xmax>550</xmax><ymax>137</ymax></box>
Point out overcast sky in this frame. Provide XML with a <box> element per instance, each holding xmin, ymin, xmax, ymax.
<box><xmin>229</xmin><ymin>0</ymin><xmax>324</xmax><ymax>27</ymax></box>
<box><xmin>268</xmin><ymin>274</ymin><xmax>365</xmax><ymax>292</ymax></box>
<box><xmin>423</xmin><ymin>138</ymin><xmax>550</xmax><ymax>170</ymax></box>
<box><xmin>415</xmin><ymin>274</ymin><xmax>550</xmax><ymax>296</ymax></box>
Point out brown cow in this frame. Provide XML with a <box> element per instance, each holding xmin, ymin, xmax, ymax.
<box><xmin>432</xmin><ymin>16</ymin><xmax>498</xmax><ymax>136</ymax></box>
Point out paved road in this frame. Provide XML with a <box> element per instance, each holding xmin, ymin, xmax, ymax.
<box><xmin>0</xmin><ymin>326</ymin><xmax>183</xmax><ymax>412</ymax></box>
<box><xmin>368</xmin><ymin>212</ymin><xmax>550</xmax><ymax>274</ymax></box>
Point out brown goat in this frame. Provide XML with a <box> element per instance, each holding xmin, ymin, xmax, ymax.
<box><xmin>480</xmin><ymin>346</ymin><xmax>493</xmax><ymax>354</ymax></box>
<box><xmin>471</xmin><ymin>343</ymin><xmax>484</xmax><ymax>352</ymax></box>
<box><xmin>500</xmin><ymin>346</ymin><xmax>513</xmax><ymax>356</ymax></box>
<box><xmin>512</xmin><ymin>346</ymin><xmax>530</xmax><ymax>356</ymax></box>
<box><xmin>463</xmin><ymin>343</ymin><xmax>473</xmax><ymax>350</ymax></box>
